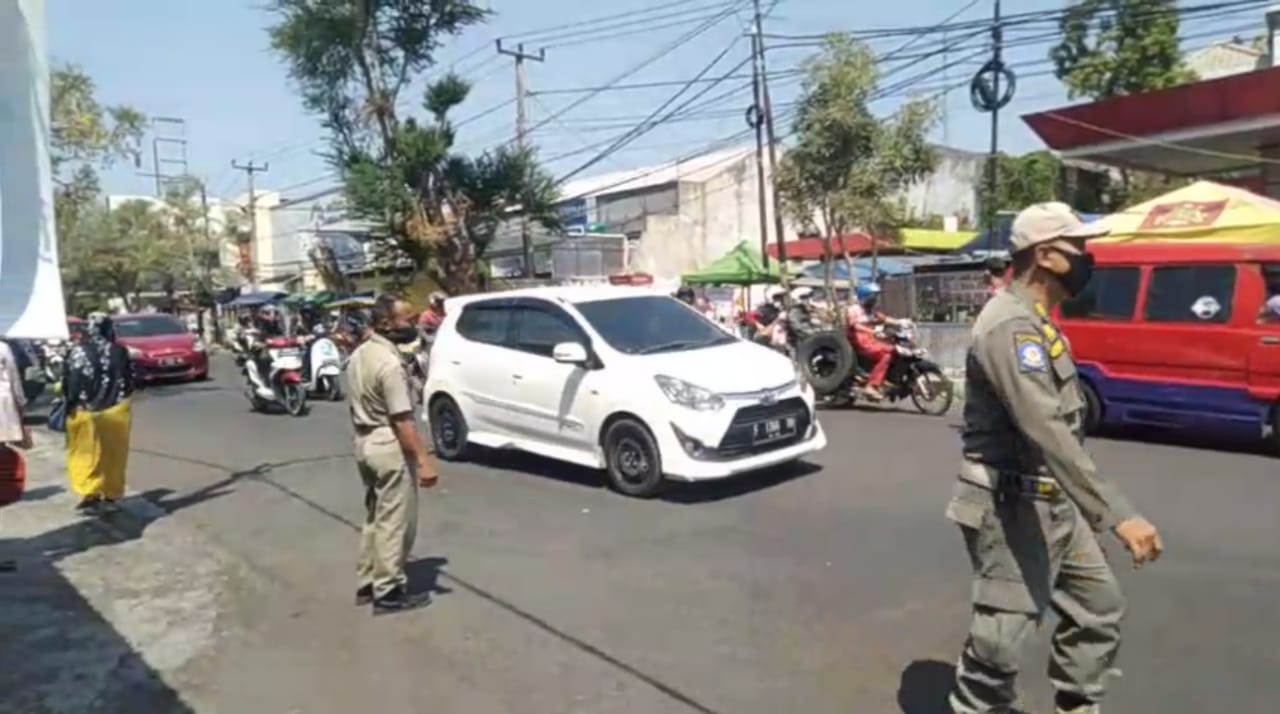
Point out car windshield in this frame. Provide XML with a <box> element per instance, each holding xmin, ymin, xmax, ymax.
<box><xmin>574</xmin><ymin>295</ymin><xmax>736</xmax><ymax>355</ymax></box>
<box><xmin>114</xmin><ymin>316</ymin><xmax>187</xmax><ymax>338</ymax></box>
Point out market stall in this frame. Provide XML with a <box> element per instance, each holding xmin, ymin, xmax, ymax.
<box><xmin>1098</xmin><ymin>180</ymin><xmax>1280</xmax><ymax>243</ymax></box>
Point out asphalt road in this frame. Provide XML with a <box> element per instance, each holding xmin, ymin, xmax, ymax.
<box><xmin>119</xmin><ymin>354</ymin><xmax>1280</xmax><ymax>713</ymax></box>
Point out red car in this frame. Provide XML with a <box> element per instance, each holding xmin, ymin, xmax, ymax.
<box><xmin>114</xmin><ymin>313</ymin><xmax>209</xmax><ymax>383</ymax></box>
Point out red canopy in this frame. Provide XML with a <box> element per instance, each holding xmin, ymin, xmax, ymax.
<box><xmin>766</xmin><ymin>234</ymin><xmax>901</xmax><ymax>261</ymax></box>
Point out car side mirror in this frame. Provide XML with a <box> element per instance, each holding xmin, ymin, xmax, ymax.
<box><xmin>552</xmin><ymin>342</ymin><xmax>589</xmax><ymax>365</ymax></box>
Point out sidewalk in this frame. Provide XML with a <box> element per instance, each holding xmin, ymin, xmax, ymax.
<box><xmin>0</xmin><ymin>432</ymin><xmax>254</xmax><ymax>713</ymax></box>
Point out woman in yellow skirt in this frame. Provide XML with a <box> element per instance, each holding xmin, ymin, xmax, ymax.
<box><xmin>63</xmin><ymin>313</ymin><xmax>135</xmax><ymax>514</ymax></box>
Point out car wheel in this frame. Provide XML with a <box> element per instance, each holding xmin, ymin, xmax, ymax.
<box><xmin>603</xmin><ymin>418</ymin><xmax>664</xmax><ymax>498</ymax></box>
<box><xmin>1081</xmin><ymin>381</ymin><xmax>1102</xmax><ymax>435</ymax></box>
<box><xmin>430</xmin><ymin>395</ymin><xmax>472</xmax><ymax>461</ymax></box>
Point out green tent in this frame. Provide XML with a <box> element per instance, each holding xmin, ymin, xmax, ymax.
<box><xmin>681</xmin><ymin>241</ymin><xmax>781</xmax><ymax>285</ymax></box>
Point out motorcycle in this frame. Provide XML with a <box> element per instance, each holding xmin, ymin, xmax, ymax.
<box><xmin>237</xmin><ymin>336</ymin><xmax>308</xmax><ymax>416</ymax></box>
<box><xmin>39</xmin><ymin>340</ymin><xmax>66</xmax><ymax>385</ymax></box>
<box><xmin>796</xmin><ymin>319</ymin><xmax>955</xmax><ymax>415</ymax></box>
<box><xmin>300</xmin><ymin>327</ymin><xmax>344</xmax><ymax>401</ymax></box>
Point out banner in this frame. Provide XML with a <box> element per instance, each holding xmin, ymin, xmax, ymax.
<box><xmin>0</xmin><ymin>0</ymin><xmax>68</xmax><ymax>339</ymax></box>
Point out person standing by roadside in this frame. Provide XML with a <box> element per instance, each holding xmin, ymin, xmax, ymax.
<box><xmin>947</xmin><ymin>203</ymin><xmax>1163</xmax><ymax>714</ymax></box>
<box><xmin>64</xmin><ymin>313</ymin><xmax>135</xmax><ymax>514</ymax></box>
<box><xmin>346</xmin><ymin>296</ymin><xmax>438</xmax><ymax>614</ymax></box>
<box><xmin>0</xmin><ymin>338</ymin><xmax>33</xmax><ymax>572</ymax></box>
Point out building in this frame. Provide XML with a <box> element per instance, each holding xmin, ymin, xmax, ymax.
<box><xmin>1022</xmin><ymin>8</ymin><xmax>1280</xmax><ymax>199</ymax></box>
<box><xmin>551</xmin><ymin>143</ymin><xmax>983</xmax><ymax>280</ymax></box>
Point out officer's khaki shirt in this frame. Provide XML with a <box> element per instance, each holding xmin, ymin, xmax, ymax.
<box><xmin>347</xmin><ymin>333</ymin><xmax>414</xmax><ymax>434</ymax></box>
<box><xmin>959</xmin><ymin>283</ymin><xmax>1137</xmax><ymax>531</ymax></box>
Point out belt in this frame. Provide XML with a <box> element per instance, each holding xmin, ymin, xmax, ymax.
<box><xmin>959</xmin><ymin>460</ymin><xmax>1061</xmax><ymax>501</ymax></box>
<box><xmin>353</xmin><ymin>424</ymin><xmax>393</xmax><ymax>437</ymax></box>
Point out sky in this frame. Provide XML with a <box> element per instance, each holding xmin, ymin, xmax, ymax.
<box><xmin>45</xmin><ymin>0</ymin><xmax>1269</xmax><ymax>203</ymax></box>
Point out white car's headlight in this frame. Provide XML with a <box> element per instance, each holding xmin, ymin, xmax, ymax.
<box><xmin>654</xmin><ymin>375</ymin><xmax>725</xmax><ymax>411</ymax></box>
<box><xmin>192</xmin><ymin>338</ymin><xmax>206</xmax><ymax>352</ymax></box>
<box><xmin>126</xmin><ymin>346</ymin><xmax>143</xmax><ymax>359</ymax></box>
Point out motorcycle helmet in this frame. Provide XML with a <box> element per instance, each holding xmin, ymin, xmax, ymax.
<box><xmin>790</xmin><ymin>286</ymin><xmax>814</xmax><ymax>302</ymax></box>
<box><xmin>855</xmin><ymin>282</ymin><xmax>882</xmax><ymax>302</ymax></box>
<box><xmin>674</xmin><ymin>285</ymin><xmax>696</xmax><ymax>304</ymax></box>
<box><xmin>429</xmin><ymin>290</ymin><xmax>447</xmax><ymax>307</ymax></box>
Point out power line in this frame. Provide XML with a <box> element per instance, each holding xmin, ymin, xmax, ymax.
<box><xmin>500</xmin><ymin>0</ymin><xmax>738</xmax><ymax>44</ymax></box>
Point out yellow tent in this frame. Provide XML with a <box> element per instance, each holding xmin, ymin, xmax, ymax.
<box><xmin>1098</xmin><ymin>180</ymin><xmax>1280</xmax><ymax>243</ymax></box>
<box><xmin>899</xmin><ymin>228</ymin><xmax>976</xmax><ymax>252</ymax></box>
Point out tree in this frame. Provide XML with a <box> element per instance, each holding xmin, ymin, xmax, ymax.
<box><xmin>267</xmin><ymin>0</ymin><xmax>560</xmax><ymax>294</ymax></box>
<box><xmin>1050</xmin><ymin>0</ymin><xmax>1196</xmax><ymax>101</ymax></box>
<box><xmin>979</xmin><ymin>151</ymin><xmax>1063</xmax><ymax>215</ymax></box>
<box><xmin>51</xmin><ymin>65</ymin><xmax>147</xmax><ymax>311</ymax></box>
<box><xmin>775</xmin><ymin>35</ymin><xmax>938</xmax><ymax>299</ymax></box>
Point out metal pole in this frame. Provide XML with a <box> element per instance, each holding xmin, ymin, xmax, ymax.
<box><xmin>231</xmin><ymin>160</ymin><xmax>269</xmax><ymax>291</ymax></box>
<box><xmin>986</xmin><ymin>0</ymin><xmax>1003</xmax><ymax>252</ymax></box>
<box><xmin>749</xmin><ymin>25</ymin><xmax>772</xmax><ymax>269</ymax></box>
<box><xmin>755</xmin><ymin>0</ymin><xmax>789</xmax><ymax>279</ymax></box>
<box><xmin>498</xmin><ymin>40</ymin><xmax>546</xmax><ymax>279</ymax></box>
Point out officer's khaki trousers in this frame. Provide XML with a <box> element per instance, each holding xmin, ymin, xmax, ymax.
<box><xmin>946</xmin><ymin>485</ymin><xmax>1125</xmax><ymax>713</ymax></box>
<box><xmin>355</xmin><ymin>431</ymin><xmax>418</xmax><ymax>598</ymax></box>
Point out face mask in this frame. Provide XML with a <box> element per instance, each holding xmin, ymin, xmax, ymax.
<box><xmin>1048</xmin><ymin>248</ymin><xmax>1095</xmax><ymax>297</ymax></box>
<box><xmin>381</xmin><ymin>325</ymin><xmax>418</xmax><ymax>345</ymax></box>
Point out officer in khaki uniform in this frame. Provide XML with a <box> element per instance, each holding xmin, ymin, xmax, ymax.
<box><xmin>947</xmin><ymin>203</ymin><xmax>1164</xmax><ymax>714</ymax></box>
<box><xmin>347</xmin><ymin>296</ymin><xmax>438</xmax><ymax>614</ymax></box>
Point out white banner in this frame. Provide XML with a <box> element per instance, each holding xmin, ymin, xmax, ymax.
<box><xmin>0</xmin><ymin>0</ymin><xmax>68</xmax><ymax>339</ymax></box>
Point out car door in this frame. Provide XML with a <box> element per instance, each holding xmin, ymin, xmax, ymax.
<box><xmin>1245</xmin><ymin>262</ymin><xmax>1280</xmax><ymax>401</ymax></box>
<box><xmin>449</xmin><ymin>301</ymin><xmax>518</xmax><ymax>433</ymax></box>
<box><xmin>1127</xmin><ymin>263</ymin><xmax>1253</xmax><ymax>426</ymax></box>
<box><xmin>498</xmin><ymin>301</ymin><xmax>601</xmax><ymax>454</ymax></box>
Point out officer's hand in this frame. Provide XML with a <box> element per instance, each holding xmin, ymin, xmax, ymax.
<box><xmin>1113</xmin><ymin>516</ymin><xmax>1163</xmax><ymax>567</ymax></box>
<box><xmin>415</xmin><ymin>457</ymin><xmax>439</xmax><ymax>489</ymax></box>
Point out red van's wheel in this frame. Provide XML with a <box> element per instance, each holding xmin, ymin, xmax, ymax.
<box><xmin>1081</xmin><ymin>381</ymin><xmax>1102</xmax><ymax>435</ymax></box>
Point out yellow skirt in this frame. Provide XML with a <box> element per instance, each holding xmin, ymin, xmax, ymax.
<box><xmin>66</xmin><ymin>398</ymin><xmax>132</xmax><ymax>500</ymax></box>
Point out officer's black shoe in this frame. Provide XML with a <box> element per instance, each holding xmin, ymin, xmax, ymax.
<box><xmin>355</xmin><ymin>585</ymin><xmax>374</xmax><ymax>606</ymax></box>
<box><xmin>371</xmin><ymin>587</ymin><xmax>430</xmax><ymax>615</ymax></box>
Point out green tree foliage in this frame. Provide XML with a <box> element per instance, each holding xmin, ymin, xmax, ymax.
<box><xmin>51</xmin><ymin>65</ymin><xmax>147</xmax><ymax>311</ymax></box>
<box><xmin>1050</xmin><ymin>0</ymin><xmax>1197</xmax><ymax>101</ymax></box>
<box><xmin>267</xmin><ymin>0</ymin><xmax>560</xmax><ymax>293</ymax></box>
<box><xmin>979</xmin><ymin>151</ymin><xmax>1063</xmax><ymax>214</ymax></box>
<box><xmin>775</xmin><ymin>35</ymin><xmax>938</xmax><ymax>295</ymax></box>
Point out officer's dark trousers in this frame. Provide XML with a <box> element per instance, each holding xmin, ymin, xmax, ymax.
<box><xmin>945</xmin><ymin>482</ymin><xmax>1125</xmax><ymax>713</ymax></box>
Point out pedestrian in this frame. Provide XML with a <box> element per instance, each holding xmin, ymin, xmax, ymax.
<box><xmin>346</xmin><ymin>295</ymin><xmax>438</xmax><ymax>614</ymax></box>
<box><xmin>0</xmin><ymin>337</ymin><xmax>33</xmax><ymax>572</ymax></box>
<box><xmin>946</xmin><ymin>202</ymin><xmax>1164</xmax><ymax>714</ymax></box>
<box><xmin>64</xmin><ymin>313</ymin><xmax>135</xmax><ymax>514</ymax></box>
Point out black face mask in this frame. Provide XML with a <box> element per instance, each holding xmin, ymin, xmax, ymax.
<box><xmin>380</xmin><ymin>325</ymin><xmax>418</xmax><ymax>345</ymax></box>
<box><xmin>1048</xmin><ymin>248</ymin><xmax>1095</xmax><ymax>297</ymax></box>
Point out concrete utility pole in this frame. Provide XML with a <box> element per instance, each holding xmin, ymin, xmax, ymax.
<box><xmin>986</xmin><ymin>0</ymin><xmax>1003</xmax><ymax>252</ymax></box>
<box><xmin>497</xmin><ymin>39</ymin><xmax>545</xmax><ymax>278</ymax></box>
<box><xmin>748</xmin><ymin>29</ymin><xmax>772</xmax><ymax>269</ymax></box>
<box><xmin>752</xmin><ymin>0</ymin><xmax>789</xmax><ymax>280</ymax></box>
<box><xmin>230</xmin><ymin>160</ymin><xmax>269</xmax><ymax>291</ymax></box>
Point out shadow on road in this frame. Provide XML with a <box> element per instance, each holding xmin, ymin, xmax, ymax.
<box><xmin>897</xmin><ymin>659</ymin><xmax>954</xmax><ymax>714</ymax></box>
<box><xmin>465</xmin><ymin>448</ymin><xmax>821</xmax><ymax>503</ymax></box>
<box><xmin>136</xmin><ymin>382</ymin><xmax>224</xmax><ymax>401</ymax></box>
<box><xmin>0</xmin><ymin>513</ymin><xmax>197</xmax><ymax>712</ymax></box>
<box><xmin>405</xmin><ymin>556</ymin><xmax>453</xmax><ymax>600</ymax></box>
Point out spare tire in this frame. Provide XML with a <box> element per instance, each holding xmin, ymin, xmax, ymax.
<box><xmin>796</xmin><ymin>331</ymin><xmax>855</xmax><ymax>395</ymax></box>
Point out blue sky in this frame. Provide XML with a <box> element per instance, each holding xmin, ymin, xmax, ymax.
<box><xmin>46</xmin><ymin>0</ymin><xmax>1266</xmax><ymax>202</ymax></box>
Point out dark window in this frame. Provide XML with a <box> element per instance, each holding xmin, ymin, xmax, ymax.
<box><xmin>1144</xmin><ymin>265</ymin><xmax>1236</xmax><ymax>324</ymax></box>
<box><xmin>456</xmin><ymin>304</ymin><xmax>513</xmax><ymax>345</ymax></box>
<box><xmin>511</xmin><ymin>307</ymin><xmax>584</xmax><ymax>357</ymax></box>
<box><xmin>1060</xmin><ymin>267</ymin><xmax>1140</xmax><ymax>320</ymax></box>
<box><xmin>114</xmin><ymin>315</ymin><xmax>187</xmax><ymax>337</ymax></box>
<box><xmin>575</xmin><ymin>295</ymin><xmax>736</xmax><ymax>355</ymax></box>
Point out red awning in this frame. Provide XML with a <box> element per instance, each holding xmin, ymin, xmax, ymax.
<box><xmin>1022</xmin><ymin>65</ymin><xmax>1280</xmax><ymax>175</ymax></box>
<box><xmin>766</xmin><ymin>234</ymin><xmax>900</xmax><ymax>261</ymax></box>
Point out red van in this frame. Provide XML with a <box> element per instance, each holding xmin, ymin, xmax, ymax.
<box><xmin>1055</xmin><ymin>242</ymin><xmax>1280</xmax><ymax>450</ymax></box>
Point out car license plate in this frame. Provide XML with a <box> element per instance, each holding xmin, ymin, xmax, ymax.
<box><xmin>160</xmin><ymin>357</ymin><xmax>184</xmax><ymax>367</ymax></box>
<box><xmin>752</xmin><ymin>416</ymin><xmax>798</xmax><ymax>444</ymax></box>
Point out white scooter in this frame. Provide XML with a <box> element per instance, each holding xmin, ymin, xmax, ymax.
<box><xmin>302</xmin><ymin>326</ymin><xmax>344</xmax><ymax>401</ymax></box>
<box><xmin>238</xmin><ymin>335</ymin><xmax>308</xmax><ymax>416</ymax></box>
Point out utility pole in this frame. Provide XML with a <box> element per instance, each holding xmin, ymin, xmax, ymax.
<box><xmin>748</xmin><ymin>29</ymin><xmax>772</xmax><ymax>269</ymax></box>
<box><xmin>198</xmin><ymin>183</ymin><xmax>218</xmax><ymax>342</ymax></box>
<box><xmin>753</xmin><ymin>0</ymin><xmax>789</xmax><ymax>282</ymax></box>
<box><xmin>231</xmin><ymin>160</ymin><xmax>269</xmax><ymax>291</ymax></box>
<box><xmin>497</xmin><ymin>39</ymin><xmax>546</xmax><ymax>278</ymax></box>
<box><xmin>986</xmin><ymin>0</ymin><xmax>1003</xmax><ymax>252</ymax></box>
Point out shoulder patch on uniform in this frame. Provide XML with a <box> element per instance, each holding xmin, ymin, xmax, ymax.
<box><xmin>1014</xmin><ymin>333</ymin><xmax>1048</xmax><ymax>373</ymax></box>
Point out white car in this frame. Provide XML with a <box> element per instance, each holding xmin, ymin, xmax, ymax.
<box><xmin>422</xmin><ymin>286</ymin><xmax>827</xmax><ymax>497</ymax></box>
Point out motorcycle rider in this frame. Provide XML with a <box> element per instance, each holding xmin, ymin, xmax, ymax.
<box><xmin>238</xmin><ymin>305</ymin><xmax>288</xmax><ymax>386</ymax></box>
<box><xmin>846</xmin><ymin>282</ymin><xmax>903</xmax><ymax>401</ymax></box>
<box><xmin>785</xmin><ymin>287</ymin><xmax>818</xmax><ymax>350</ymax></box>
<box><xmin>674</xmin><ymin>285</ymin><xmax>696</xmax><ymax>306</ymax></box>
